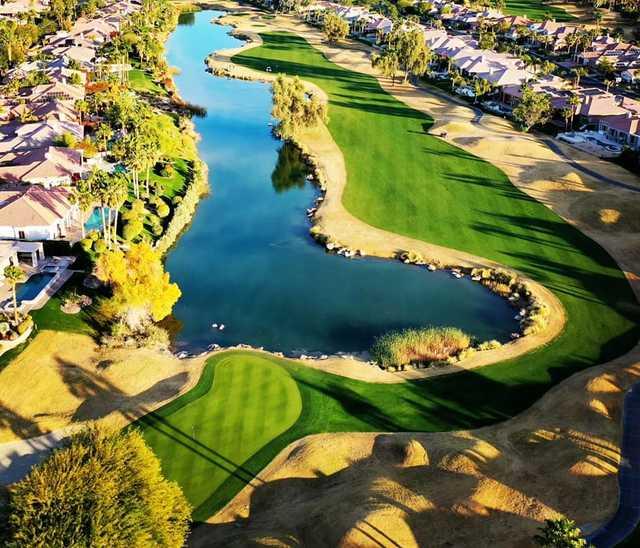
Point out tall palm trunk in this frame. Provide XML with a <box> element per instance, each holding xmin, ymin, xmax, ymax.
<box><xmin>11</xmin><ymin>284</ymin><xmax>17</xmax><ymax>323</ymax></box>
<box><xmin>100</xmin><ymin>206</ymin><xmax>107</xmax><ymax>241</ymax></box>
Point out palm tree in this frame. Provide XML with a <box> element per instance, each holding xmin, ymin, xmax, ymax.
<box><xmin>473</xmin><ymin>78</ymin><xmax>492</xmax><ymax>103</ymax></box>
<box><xmin>4</xmin><ymin>265</ymin><xmax>25</xmax><ymax>323</ymax></box>
<box><xmin>572</xmin><ymin>67</ymin><xmax>588</xmax><ymax>88</ymax></box>
<box><xmin>70</xmin><ymin>177</ymin><xmax>93</xmax><ymax>239</ymax></box>
<box><xmin>103</xmin><ymin>173</ymin><xmax>129</xmax><ymax>248</ymax></box>
<box><xmin>74</xmin><ymin>99</ymin><xmax>89</xmax><ymax>123</ymax></box>
<box><xmin>94</xmin><ymin>123</ymin><xmax>113</xmax><ymax>152</ymax></box>
<box><xmin>567</xmin><ymin>93</ymin><xmax>581</xmax><ymax>129</ymax></box>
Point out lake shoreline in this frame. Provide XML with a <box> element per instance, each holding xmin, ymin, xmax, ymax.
<box><xmin>201</xmin><ymin>8</ymin><xmax>567</xmax><ymax>380</ymax></box>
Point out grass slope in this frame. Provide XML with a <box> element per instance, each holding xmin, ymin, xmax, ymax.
<box><xmin>140</xmin><ymin>33</ymin><xmax>639</xmax><ymax>519</ymax></box>
<box><xmin>504</xmin><ymin>0</ymin><xmax>575</xmax><ymax>21</ymax></box>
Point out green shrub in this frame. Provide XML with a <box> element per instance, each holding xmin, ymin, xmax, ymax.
<box><xmin>80</xmin><ymin>238</ymin><xmax>93</xmax><ymax>252</ymax></box>
<box><xmin>16</xmin><ymin>316</ymin><xmax>33</xmax><ymax>335</ymax></box>
<box><xmin>371</xmin><ymin>326</ymin><xmax>471</xmax><ymax>369</ymax></box>
<box><xmin>122</xmin><ymin>199</ymin><xmax>147</xmax><ymax>222</ymax></box>
<box><xmin>477</xmin><ymin>339</ymin><xmax>502</xmax><ymax>351</ymax></box>
<box><xmin>151</xmin><ymin>224</ymin><xmax>164</xmax><ymax>237</ymax></box>
<box><xmin>93</xmin><ymin>239</ymin><xmax>107</xmax><ymax>254</ymax></box>
<box><xmin>147</xmin><ymin>213</ymin><xmax>161</xmax><ymax>227</ymax></box>
<box><xmin>399</xmin><ymin>250</ymin><xmax>424</xmax><ymax>264</ymax></box>
<box><xmin>157</xmin><ymin>202</ymin><xmax>170</xmax><ymax>218</ymax></box>
<box><xmin>172</xmin><ymin>195</ymin><xmax>183</xmax><ymax>205</ymax></box>
<box><xmin>160</xmin><ymin>163</ymin><xmax>174</xmax><ymax>177</ymax></box>
<box><xmin>0</xmin><ymin>322</ymin><xmax>11</xmax><ymax>337</ymax></box>
<box><xmin>88</xmin><ymin>230</ymin><xmax>100</xmax><ymax>242</ymax></box>
<box><xmin>6</xmin><ymin>425</ymin><xmax>191</xmax><ymax>546</ymax></box>
<box><xmin>533</xmin><ymin>518</ymin><xmax>587</xmax><ymax>547</ymax></box>
<box><xmin>123</xmin><ymin>220</ymin><xmax>143</xmax><ymax>241</ymax></box>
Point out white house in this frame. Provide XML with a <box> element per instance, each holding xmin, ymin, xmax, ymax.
<box><xmin>0</xmin><ymin>241</ymin><xmax>44</xmax><ymax>274</ymax></box>
<box><xmin>0</xmin><ymin>187</ymin><xmax>79</xmax><ymax>241</ymax></box>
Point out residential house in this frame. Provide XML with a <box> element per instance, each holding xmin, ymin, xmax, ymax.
<box><xmin>598</xmin><ymin>113</ymin><xmax>640</xmax><ymax>151</ymax></box>
<box><xmin>22</xmin><ymin>82</ymin><xmax>85</xmax><ymax>103</ymax></box>
<box><xmin>0</xmin><ymin>146</ymin><xmax>84</xmax><ymax>187</ymax></box>
<box><xmin>0</xmin><ymin>119</ymin><xmax>84</xmax><ymax>152</ymax></box>
<box><xmin>578</xmin><ymin>39</ymin><xmax>640</xmax><ymax>71</ymax></box>
<box><xmin>0</xmin><ymin>240</ymin><xmax>44</xmax><ymax>272</ymax></box>
<box><xmin>0</xmin><ymin>187</ymin><xmax>79</xmax><ymax>241</ymax></box>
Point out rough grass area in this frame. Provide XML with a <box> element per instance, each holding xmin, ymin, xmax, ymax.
<box><xmin>371</xmin><ymin>327</ymin><xmax>471</xmax><ymax>368</ymax></box>
<box><xmin>144</xmin><ymin>350</ymin><xmax>542</xmax><ymax>520</ymax></box>
<box><xmin>504</xmin><ymin>0</ymin><xmax>575</xmax><ymax>21</ymax></box>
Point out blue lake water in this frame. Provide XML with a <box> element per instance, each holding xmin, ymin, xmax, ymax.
<box><xmin>164</xmin><ymin>10</ymin><xmax>518</xmax><ymax>353</ymax></box>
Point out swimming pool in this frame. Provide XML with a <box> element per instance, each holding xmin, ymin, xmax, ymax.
<box><xmin>15</xmin><ymin>272</ymin><xmax>56</xmax><ymax>304</ymax></box>
<box><xmin>84</xmin><ymin>208</ymin><xmax>105</xmax><ymax>233</ymax></box>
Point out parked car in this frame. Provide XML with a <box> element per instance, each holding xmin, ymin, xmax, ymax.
<box><xmin>453</xmin><ymin>86</ymin><xmax>475</xmax><ymax>98</ymax></box>
<box><xmin>481</xmin><ymin>101</ymin><xmax>512</xmax><ymax>116</ymax></box>
<box><xmin>427</xmin><ymin>71</ymin><xmax>449</xmax><ymax>80</ymax></box>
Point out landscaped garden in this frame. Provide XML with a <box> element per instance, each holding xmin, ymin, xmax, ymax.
<box><xmin>135</xmin><ymin>31</ymin><xmax>639</xmax><ymax>521</ymax></box>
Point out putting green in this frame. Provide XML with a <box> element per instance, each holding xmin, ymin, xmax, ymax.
<box><xmin>140</xmin><ymin>32</ymin><xmax>639</xmax><ymax>520</ymax></box>
<box><xmin>138</xmin><ymin>354</ymin><xmax>302</xmax><ymax>519</ymax></box>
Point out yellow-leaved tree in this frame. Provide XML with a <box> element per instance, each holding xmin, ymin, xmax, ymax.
<box><xmin>96</xmin><ymin>242</ymin><xmax>181</xmax><ymax>329</ymax></box>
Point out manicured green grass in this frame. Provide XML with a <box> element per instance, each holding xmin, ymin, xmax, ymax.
<box><xmin>128</xmin><ymin>68</ymin><xmax>167</xmax><ymax>95</ymax></box>
<box><xmin>149</xmin><ymin>158</ymin><xmax>190</xmax><ymax>200</ymax></box>
<box><xmin>137</xmin><ymin>353</ymin><xmax>302</xmax><ymax>520</ymax></box>
<box><xmin>30</xmin><ymin>274</ymin><xmax>96</xmax><ymax>336</ymax></box>
<box><xmin>504</xmin><ymin>0</ymin><xmax>575</xmax><ymax>21</ymax></box>
<box><xmin>141</xmin><ymin>32</ymin><xmax>639</xmax><ymax>519</ymax></box>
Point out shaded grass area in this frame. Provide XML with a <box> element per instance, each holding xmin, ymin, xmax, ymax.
<box><xmin>504</xmin><ymin>0</ymin><xmax>575</xmax><ymax>21</ymax></box>
<box><xmin>139</xmin><ymin>32</ymin><xmax>640</xmax><ymax>518</ymax></box>
<box><xmin>137</xmin><ymin>353</ymin><xmax>302</xmax><ymax>520</ymax></box>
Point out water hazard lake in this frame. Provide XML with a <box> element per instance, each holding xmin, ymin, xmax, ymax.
<box><xmin>164</xmin><ymin>10</ymin><xmax>518</xmax><ymax>354</ymax></box>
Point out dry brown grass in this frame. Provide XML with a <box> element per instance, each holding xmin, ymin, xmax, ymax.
<box><xmin>0</xmin><ymin>330</ymin><xmax>204</xmax><ymax>443</ymax></box>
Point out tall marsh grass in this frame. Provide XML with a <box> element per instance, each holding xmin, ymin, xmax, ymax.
<box><xmin>371</xmin><ymin>327</ymin><xmax>471</xmax><ymax>369</ymax></box>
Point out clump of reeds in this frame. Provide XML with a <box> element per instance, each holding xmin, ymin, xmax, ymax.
<box><xmin>371</xmin><ymin>327</ymin><xmax>471</xmax><ymax>369</ymax></box>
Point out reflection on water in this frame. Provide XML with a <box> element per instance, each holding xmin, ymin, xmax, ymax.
<box><xmin>272</xmin><ymin>143</ymin><xmax>309</xmax><ymax>193</ymax></box>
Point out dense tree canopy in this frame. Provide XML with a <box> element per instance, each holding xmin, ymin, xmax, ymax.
<box><xmin>96</xmin><ymin>242</ymin><xmax>181</xmax><ymax>328</ymax></box>
<box><xmin>323</xmin><ymin>12</ymin><xmax>349</xmax><ymax>43</ymax></box>
<box><xmin>271</xmin><ymin>74</ymin><xmax>327</xmax><ymax>140</ymax></box>
<box><xmin>513</xmin><ymin>85</ymin><xmax>552</xmax><ymax>132</ymax></box>
<box><xmin>0</xmin><ymin>20</ymin><xmax>38</xmax><ymax>69</ymax></box>
<box><xmin>387</xmin><ymin>26</ymin><xmax>433</xmax><ymax>82</ymax></box>
<box><xmin>5</xmin><ymin>426</ymin><xmax>191</xmax><ymax>548</ymax></box>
